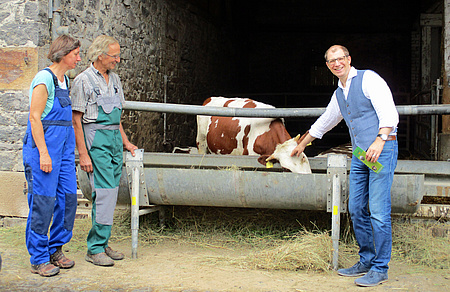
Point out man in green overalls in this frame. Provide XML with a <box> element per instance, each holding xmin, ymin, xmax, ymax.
<box><xmin>72</xmin><ymin>35</ymin><xmax>137</xmax><ymax>266</ymax></box>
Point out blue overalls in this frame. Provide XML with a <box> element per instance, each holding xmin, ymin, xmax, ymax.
<box><xmin>23</xmin><ymin>68</ymin><xmax>78</xmax><ymax>265</ymax></box>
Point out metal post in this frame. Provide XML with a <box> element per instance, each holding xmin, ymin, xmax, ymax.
<box><xmin>131</xmin><ymin>166</ymin><xmax>139</xmax><ymax>259</ymax></box>
<box><xmin>326</xmin><ymin>154</ymin><xmax>347</xmax><ymax>270</ymax></box>
<box><xmin>126</xmin><ymin>149</ymin><xmax>145</xmax><ymax>259</ymax></box>
<box><xmin>331</xmin><ymin>174</ymin><xmax>341</xmax><ymax>270</ymax></box>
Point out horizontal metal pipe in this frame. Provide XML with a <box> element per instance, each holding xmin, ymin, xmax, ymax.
<box><xmin>77</xmin><ymin>153</ymin><xmax>426</xmax><ymax>213</ymax></box>
<box><xmin>123</xmin><ymin>101</ymin><xmax>450</xmax><ymax>117</ymax></box>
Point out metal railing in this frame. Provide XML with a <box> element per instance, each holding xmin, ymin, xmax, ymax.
<box><xmin>124</xmin><ymin>101</ymin><xmax>450</xmax><ymax>117</ymax></box>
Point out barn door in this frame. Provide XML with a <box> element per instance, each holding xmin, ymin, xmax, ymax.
<box><xmin>412</xmin><ymin>14</ymin><xmax>442</xmax><ymax>160</ymax></box>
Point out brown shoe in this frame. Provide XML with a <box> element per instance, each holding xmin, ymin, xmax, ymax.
<box><xmin>31</xmin><ymin>262</ymin><xmax>60</xmax><ymax>277</ymax></box>
<box><xmin>50</xmin><ymin>246</ymin><xmax>75</xmax><ymax>269</ymax></box>
<box><xmin>85</xmin><ymin>252</ymin><xmax>114</xmax><ymax>266</ymax></box>
<box><xmin>105</xmin><ymin>246</ymin><xmax>124</xmax><ymax>260</ymax></box>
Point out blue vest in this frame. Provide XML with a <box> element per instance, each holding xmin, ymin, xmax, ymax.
<box><xmin>336</xmin><ymin>70</ymin><xmax>379</xmax><ymax>151</ymax></box>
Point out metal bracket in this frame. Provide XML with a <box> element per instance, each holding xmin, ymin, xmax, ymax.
<box><xmin>126</xmin><ymin>149</ymin><xmax>149</xmax><ymax>206</ymax></box>
<box><xmin>326</xmin><ymin>154</ymin><xmax>348</xmax><ymax>213</ymax></box>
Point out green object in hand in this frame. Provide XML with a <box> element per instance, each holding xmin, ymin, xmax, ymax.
<box><xmin>352</xmin><ymin>146</ymin><xmax>384</xmax><ymax>173</ymax></box>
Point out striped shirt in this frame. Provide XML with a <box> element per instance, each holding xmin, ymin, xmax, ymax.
<box><xmin>71</xmin><ymin>63</ymin><xmax>125</xmax><ymax>124</ymax></box>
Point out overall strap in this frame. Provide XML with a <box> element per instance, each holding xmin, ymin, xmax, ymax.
<box><xmin>43</xmin><ymin>68</ymin><xmax>68</xmax><ymax>89</ymax></box>
<box><xmin>84</xmin><ymin>71</ymin><xmax>102</xmax><ymax>98</ymax></box>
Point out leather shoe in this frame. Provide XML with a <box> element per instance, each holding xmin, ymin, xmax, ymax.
<box><xmin>105</xmin><ymin>246</ymin><xmax>124</xmax><ymax>260</ymax></box>
<box><xmin>31</xmin><ymin>262</ymin><xmax>60</xmax><ymax>277</ymax></box>
<box><xmin>85</xmin><ymin>252</ymin><xmax>114</xmax><ymax>266</ymax></box>
<box><xmin>355</xmin><ymin>270</ymin><xmax>388</xmax><ymax>287</ymax></box>
<box><xmin>50</xmin><ymin>246</ymin><xmax>75</xmax><ymax>269</ymax></box>
<box><xmin>337</xmin><ymin>262</ymin><xmax>370</xmax><ymax>277</ymax></box>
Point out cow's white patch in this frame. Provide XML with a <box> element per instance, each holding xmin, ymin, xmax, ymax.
<box><xmin>267</xmin><ymin>135</ymin><xmax>312</xmax><ymax>174</ymax></box>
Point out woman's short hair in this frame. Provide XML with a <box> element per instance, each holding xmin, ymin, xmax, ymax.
<box><xmin>47</xmin><ymin>34</ymin><xmax>81</xmax><ymax>63</ymax></box>
<box><xmin>87</xmin><ymin>35</ymin><xmax>119</xmax><ymax>62</ymax></box>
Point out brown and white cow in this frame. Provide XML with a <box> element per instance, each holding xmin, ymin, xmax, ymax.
<box><xmin>196</xmin><ymin>97</ymin><xmax>311</xmax><ymax>173</ymax></box>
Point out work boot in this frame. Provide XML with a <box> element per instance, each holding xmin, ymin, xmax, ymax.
<box><xmin>85</xmin><ymin>252</ymin><xmax>114</xmax><ymax>266</ymax></box>
<box><xmin>50</xmin><ymin>246</ymin><xmax>75</xmax><ymax>269</ymax></box>
<box><xmin>105</xmin><ymin>246</ymin><xmax>125</xmax><ymax>260</ymax></box>
<box><xmin>337</xmin><ymin>262</ymin><xmax>370</xmax><ymax>277</ymax></box>
<box><xmin>31</xmin><ymin>262</ymin><xmax>60</xmax><ymax>277</ymax></box>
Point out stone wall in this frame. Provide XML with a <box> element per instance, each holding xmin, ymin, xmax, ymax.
<box><xmin>62</xmin><ymin>0</ymin><xmax>234</xmax><ymax>152</ymax></box>
<box><xmin>0</xmin><ymin>0</ymin><xmax>234</xmax><ymax>171</ymax></box>
<box><xmin>0</xmin><ymin>0</ymin><xmax>51</xmax><ymax>171</ymax></box>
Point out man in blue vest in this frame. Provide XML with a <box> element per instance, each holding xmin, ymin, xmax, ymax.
<box><xmin>291</xmin><ymin>45</ymin><xmax>399</xmax><ymax>287</ymax></box>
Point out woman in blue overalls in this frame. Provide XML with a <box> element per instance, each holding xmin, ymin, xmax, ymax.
<box><xmin>22</xmin><ymin>35</ymin><xmax>81</xmax><ymax>277</ymax></box>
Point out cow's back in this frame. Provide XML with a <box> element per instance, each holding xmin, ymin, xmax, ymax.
<box><xmin>196</xmin><ymin>97</ymin><xmax>291</xmax><ymax>156</ymax></box>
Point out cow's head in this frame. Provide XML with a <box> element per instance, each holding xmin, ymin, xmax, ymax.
<box><xmin>264</xmin><ymin>134</ymin><xmax>312</xmax><ymax>174</ymax></box>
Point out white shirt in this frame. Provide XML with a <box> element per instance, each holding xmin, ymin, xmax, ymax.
<box><xmin>309</xmin><ymin>67</ymin><xmax>399</xmax><ymax>139</ymax></box>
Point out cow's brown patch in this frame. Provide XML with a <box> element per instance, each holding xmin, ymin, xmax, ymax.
<box><xmin>202</xmin><ymin>97</ymin><xmax>212</xmax><ymax>106</ymax></box>
<box><xmin>253</xmin><ymin>119</ymin><xmax>291</xmax><ymax>156</ymax></box>
<box><xmin>242</xmin><ymin>124</ymin><xmax>251</xmax><ymax>155</ymax></box>
<box><xmin>207</xmin><ymin>116</ymin><xmax>240</xmax><ymax>154</ymax></box>
<box><xmin>243</xmin><ymin>100</ymin><xmax>257</xmax><ymax>108</ymax></box>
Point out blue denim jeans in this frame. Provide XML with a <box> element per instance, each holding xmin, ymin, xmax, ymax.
<box><xmin>349</xmin><ymin>140</ymin><xmax>398</xmax><ymax>273</ymax></box>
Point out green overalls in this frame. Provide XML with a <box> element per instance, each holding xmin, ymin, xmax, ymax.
<box><xmin>83</xmin><ymin>73</ymin><xmax>123</xmax><ymax>255</ymax></box>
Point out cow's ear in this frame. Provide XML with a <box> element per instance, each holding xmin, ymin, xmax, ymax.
<box><xmin>258</xmin><ymin>155</ymin><xmax>274</xmax><ymax>166</ymax></box>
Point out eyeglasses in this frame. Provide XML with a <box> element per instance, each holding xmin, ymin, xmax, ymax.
<box><xmin>104</xmin><ymin>53</ymin><xmax>120</xmax><ymax>59</ymax></box>
<box><xmin>326</xmin><ymin>55</ymin><xmax>348</xmax><ymax>65</ymax></box>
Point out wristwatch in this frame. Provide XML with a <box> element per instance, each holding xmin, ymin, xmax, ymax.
<box><xmin>377</xmin><ymin>133</ymin><xmax>388</xmax><ymax>141</ymax></box>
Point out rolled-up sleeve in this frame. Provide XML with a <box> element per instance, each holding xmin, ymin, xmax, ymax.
<box><xmin>362</xmin><ymin>71</ymin><xmax>399</xmax><ymax>132</ymax></box>
<box><xmin>309</xmin><ymin>93</ymin><xmax>343</xmax><ymax>139</ymax></box>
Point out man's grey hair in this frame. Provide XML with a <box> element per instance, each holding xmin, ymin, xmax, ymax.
<box><xmin>87</xmin><ymin>35</ymin><xmax>119</xmax><ymax>62</ymax></box>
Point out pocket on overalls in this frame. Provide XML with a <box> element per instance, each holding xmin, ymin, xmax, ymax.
<box><xmin>96</xmin><ymin>95</ymin><xmax>122</xmax><ymax>114</ymax></box>
<box><xmin>96</xmin><ymin>97</ymin><xmax>115</xmax><ymax>114</ymax></box>
<box><xmin>24</xmin><ymin>163</ymin><xmax>34</xmax><ymax>195</ymax></box>
<box><xmin>58</xmin><ymin>95</ymin><xmax>72</xmax><ymax>108</ymax></box>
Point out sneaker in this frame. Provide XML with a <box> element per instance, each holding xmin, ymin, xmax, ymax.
<box><xmin>355</xmin><ymin>270</ymin><xmax>388</xmax><ymax>287</ymax></box>
<box><xmin>31</xmin><ymin>262</ymin><xmax>60</xmax><ymax>277</ymax></box>
<box><xmin>85</xmin><ymin>252</ymin><xmax>114</xmax><ymax>266</ymax></box>
<box><xmin>105</xmin><ymin>246</ymin><xmax>125</xmax><ymax>260</ymax></box>
<box><xmin>50</xmin><ymin>246</ymin><xmax>75</xmax><ymax>269</ymax></box>
<box><xmin>337</xmin><ymin>262</ymin><xmax>370</xmax><ymax>277</ymax></box>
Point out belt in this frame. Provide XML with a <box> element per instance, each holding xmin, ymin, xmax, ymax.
<box><xmin>386</xmin><ymin>135</ymin><xmax>397</xmax><ymax>141</ymax></box>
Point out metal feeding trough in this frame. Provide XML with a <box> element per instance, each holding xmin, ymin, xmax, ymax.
<box><xmin>77</xmin><ymin>150</ymin><xmax>430</xmax><ymax>269</ymax></box>
<box><xmin>75</xmin><ymin>101</ymin><xmax>450</xmax><ymax>269</ymax></box>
